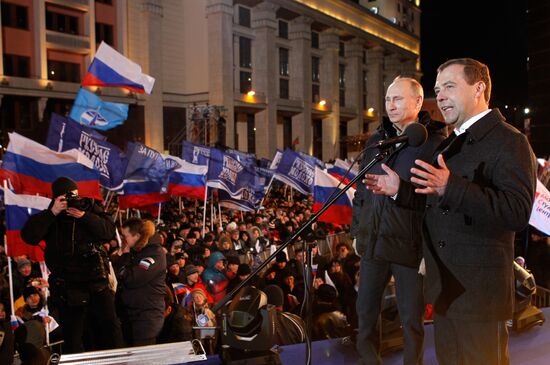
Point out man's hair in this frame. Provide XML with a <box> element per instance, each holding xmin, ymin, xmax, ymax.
<box><xmin>122</xmin><ymin>218</ymin><xmax>156</xmax><ymax>251</ymax></box>
<box><xmin>437</xmin><ymin>58</ymin><xmax>491</xmax><ymax>104</ymax></box>
<box><xmin>392</xmin><ymin>76</ymin><xmax>424</xmax><ymax>100</ymax></box>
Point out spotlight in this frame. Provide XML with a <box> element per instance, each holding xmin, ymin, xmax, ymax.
<box><xmin>319</xmin><ymin>99</ymin><xmax>326</xmax><ymax>106</ymax></box>
<box><xmin>247</xmin><ymin>90</ymin><xmax>256</xmax><ymax>97</ymax></box>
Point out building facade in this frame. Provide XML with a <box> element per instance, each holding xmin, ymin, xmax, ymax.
<box><xmin>0</xmin><ymin>0</ymin><xmax>420</xmax><ymax>161</ymax></box>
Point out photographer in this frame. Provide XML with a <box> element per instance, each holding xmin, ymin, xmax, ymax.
<box><xmin>21</xmin><ymin>177</ymin><xmax>124</xmax><ymax>354</ymax></box>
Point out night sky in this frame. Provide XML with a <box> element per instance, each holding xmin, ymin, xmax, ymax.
<box><xmin>420</xmin><ymin>1</ymin><xmax>528</xmax><ymax>111</ymax></box>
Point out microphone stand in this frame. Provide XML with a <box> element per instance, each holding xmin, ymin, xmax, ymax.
<box><xmin>214</xmin><ymin>146</ymin><xmax>400</xmax><ymax>365</ymax></box>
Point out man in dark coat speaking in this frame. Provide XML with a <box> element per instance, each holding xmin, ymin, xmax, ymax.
<box><xmin>364</xmin><ymin>58</ymin><xmax>537</xmax><ymax>365</ymax></box>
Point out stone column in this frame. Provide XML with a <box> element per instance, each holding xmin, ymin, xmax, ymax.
<box><xmin>206</xmin><ymin>0</ymin><xmax>235</xmax><ymax>148</ymax></box>
<box><xmin>252</xmin><ymin>0</ymin><xmax>279</xmax><ymax>159</ymax></box>
<box><xmin>33</xmin><ymin>0</ymin><xmax>47</xmax><ymax>79</ymax></box>
<box><xmin>141</xmin><ymin>0</ymin><xmax>164</xmax><ymax>151</ymax></box>
<box><xmin>384</xmin><ymin>52</ymin><xmax>403</xmax><ymax>81</ymax></box>
<box><xmin>320</xmin><ymin>29</ymin><xmax>340</xmax><ymax>161</ymax></box>
<box><xmin>289</xmin><ymin>16</ymin><xmax>313</xmax><ymax>155</ymax></box>
<box><xmin>345</xmin><ymin>38</ymin><xmax>364</xmax><ymax>149</ymax></box>
<box><xmin>366</xmin><ymin>46</ymin><xmax>385</xmax><ymax>133</ymax></box>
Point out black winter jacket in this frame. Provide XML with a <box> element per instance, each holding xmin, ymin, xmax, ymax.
<box><xmin>21</xmin><ymin>202</ymin><xmax>115</xmax><ymax>283</ymax></box>
<box><xmin>351</xmin><ymin>113</ymin><xmax>446</xmax><ymax>267</ymax></box>
<box><xmin>114</xmin><ymin>238</ymin><xmax>167</xmax><ymax>341</ymax></box>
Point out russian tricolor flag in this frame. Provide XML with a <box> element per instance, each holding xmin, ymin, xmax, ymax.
<box><xmin>4</xmin><ymin>188</ymin><xmax>51</xmax><ymax>261</ymax></box>
<box><xmin>82</xmin><ymin>42</ymin><xmax>155</xmax><ymax>94</ymax></box>
<box><xmin>313</xmin><ymin>167</ymin><xmax>356</xmax><ymax>225</ymax></box>
<box><xmin>167</xmin><ymin>157</ymin><xmax>207</xmax><ymax>200</ymax></box>
<box><xmin>0</xmin><ymin>133</ymin><xmax>102</xmax><ymax>200</ymax></box>
<box><xmin>118</xmin><ymin>180</ymin><xmax>169</xmax><ymax>209</ymax></box>
<box><xmin>327</xmin><ymin>158</ymin><xmax>358</xmax><ymax>189</ymax></box>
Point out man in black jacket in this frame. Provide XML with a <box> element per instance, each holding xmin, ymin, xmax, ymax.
<box><xmin>21</xmin><ymin>177</ymin><xmax>123</xmax><ymax>353</ymax></box>
<box><xmin>353</xmin><ymin>77</ymin><xmax>446</xmax><ymax>365</ymax></box>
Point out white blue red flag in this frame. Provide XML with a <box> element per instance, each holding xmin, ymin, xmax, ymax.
<box><xmin>313</xmin><ymin>167</ymin><xmax>355</xmax><ymax>225</ymax></box>
<box><xmin>82</xmin><ymin>42</ymin><xmax>155</xmax><ymax>94</ymax></box>
<box><xmin>4</xmin><ymin>188</ymin><xmax>51</xmax><ymax>261</ymax></box>
<box><xmin>0</xmin><ymin>133</ymin><xmax>102</xmax><ymax>200</ymax></box>
<box><xmin>167</xmin><ymin>156</ymin><xmax>207</xmax><ymax>200</ymax></box>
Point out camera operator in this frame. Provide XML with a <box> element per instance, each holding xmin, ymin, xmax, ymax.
<box><xmin>21</xmin><ymin>177</ymin><xmax>124</xmax><ymax>354</ymax></box>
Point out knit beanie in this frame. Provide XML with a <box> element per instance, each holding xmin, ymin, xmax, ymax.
<box><xmin>52</xmin><ymin>176</ymin><xmax>78</xmax><ymax>198</ymax></box>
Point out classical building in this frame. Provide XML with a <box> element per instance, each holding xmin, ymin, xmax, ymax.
<box><xmin>0</xmin><ymin>0</ymin><xmax>420</xmax><ymax>161</ymax></box>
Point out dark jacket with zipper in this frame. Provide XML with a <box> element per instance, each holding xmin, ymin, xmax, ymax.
<box><xmin>114</xmin><ymin>235</ymin><xmax>167</xmax><ymax>341</ymax></box>
<box><xmin>352</xmin><ymin>112</ymin><xmax>446</xmax><ymax>267</ymax></box>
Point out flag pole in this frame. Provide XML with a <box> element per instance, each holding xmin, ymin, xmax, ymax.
<box><xmin>202</xmin><ymin>186</ymin><xmax>208</xmax><ymax>236</ymax></box>
<box><xmin>178</xmin><ymin>197</ymin><xmax>182</xmax><ymax>215</ymax></box>
<box><xmin>157</xmin><ymin>202</ymin><xmax>162</xmax><ymax>225</ymax></box>
<box><xmin>218</xmin><ymin>201</ymin><xmax>222</xmax><ymax>230</ymax></box>
<box><xmin>5</xmin><ymin>234</ymin><xmax>16</xmax><ymax>323</ymax></box>
<box><xmin>39</xmin><ymin>261</ymin><xmax>51</xmax><ymax>346</ymax></box>
<box><xmin>258</xmin><ymin>175</ymin><xmax>274</xmax><ymax>211</ymax></box>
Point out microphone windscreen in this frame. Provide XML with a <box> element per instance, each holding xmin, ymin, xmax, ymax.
<box><xmin>404</xmin><ymin>123</ymin><xmax>428</xmax><ymax>147</ymax></box>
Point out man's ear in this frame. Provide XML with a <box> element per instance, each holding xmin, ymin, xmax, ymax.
<box><xmin>475</xmin><ymin>81</ymin><xmax>486</xmax><ymax>100</ymax></box>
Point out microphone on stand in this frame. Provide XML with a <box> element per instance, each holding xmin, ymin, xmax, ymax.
<box><xmin>376</xmin><ymin>123</ymin><xmax>428</xmax><ymax>149</ymax></box>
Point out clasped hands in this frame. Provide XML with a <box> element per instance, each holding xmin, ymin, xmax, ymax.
<box><xmin>364</xmin><ymin>154</ymin><xmax>450</xmax><ymax>197</ymax></box>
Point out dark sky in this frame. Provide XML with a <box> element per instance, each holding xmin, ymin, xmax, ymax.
<box><xmin>420</xmin><ymin>1</ymin><xmax>528</xmax><ymax>110</ymax></box>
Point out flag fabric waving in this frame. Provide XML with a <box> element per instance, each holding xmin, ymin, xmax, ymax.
<box><xmin>118</xmin><ymin>180</ymin><xmax>169</xmax><ymax>209</ymax></box>
<box><xmin>46</xmin><ymin>113</ymin><xmax>127</xmax><ymax>190</ymax></box>
<box><xmin>206</xmin><ymin>148</ymin><xmax>256</xmax><ymax>199</ymax></box>
<box><xmin>273</xmin><ymin>149</ymin><xmax>316</xmax><ymax>195</ymax></box>
<box><xmin>167</xmin><ymin>156</ymin><xmax>207</xmax><ymax>200</ymax></box>
<box><xmin>124</xmin><ymin>142</ymin><xmax>179</xmax><ymax>192</ymax></box>
<box><xmin>70</xmin><ymin>88</ymin><xmax>129</xmax><ymax>130</ymax></box>
<box><xmin>182</xmin><ymin>141</ymin><xmax>211</xmax><ymax>166</ymax></box>
<box><xmin>4</xmin><ymin>188</ymin><xmax>51</xmax><ymax>261</ymax></box>
<box><xmin>82</xmin><ymin>42</ymin><xmax>155</xmax><ymax>94</ymax></box>
<box><xmin>529</xmin><ymin>179</ymin><xmax>550</xmax><ymax>235</ymax></box>
<box><xmin>0</xmin><ymin>133</ymin><xmax>101</xmax><ymax>199</ymax></box>
<box><xmin>312</xmin><ymin>167</ymin><xmax>355</xmax><ymax>225</ymax></box>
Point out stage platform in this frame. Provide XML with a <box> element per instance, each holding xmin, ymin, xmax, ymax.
<box><xmin>199</xmin><ymin>308</ymin><xmax>550</xmax><ymax>365</ymax></box>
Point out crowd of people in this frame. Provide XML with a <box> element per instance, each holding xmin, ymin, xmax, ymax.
<box><xmin>0</xmin><ymin>178</ymin><xmax>360</xmax><ymax>363</ymax></box>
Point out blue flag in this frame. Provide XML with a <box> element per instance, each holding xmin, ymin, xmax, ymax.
<box><xmin>125</xmin><ymin>142</ymin><xmax>180</xmax><ymax>193</ymax></box>
<box><xmin>273</xmin><ymin>149</ymin><xmax>316</xmax><ymax>195</ymax></box>
<box><xmin>182</xmin><ymin>141</ymin><xmax>211</xmax><ymax>166</ymax></box>
<box><xmin>46</xmin><ymin>113</ymin><xmax>127</xmax><ymax>190</ymax></box>
<box><xmin>206</xmin><ymin>149</ymin><xmax>256</xmax><ymax>199</ymax></box>
<box><xmin>70</xmin><ymin>88</ymin><xmax>129</xmax><ymax>130</ymax></box>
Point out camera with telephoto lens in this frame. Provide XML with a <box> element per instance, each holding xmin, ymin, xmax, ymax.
<box><xmin>64</xmin><ymin>192</ymin><xmax>92</xmax><ymax>211</ymax></box>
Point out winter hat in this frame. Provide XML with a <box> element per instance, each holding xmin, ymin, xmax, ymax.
<box><xmin>263</xmin><ymin>285</ymin><xmax>284</xmax><ymax>307</ymax></box>
<box><xmin>316</xmin><ymin>284</ymin><xmax>337</xmax><ymax>302</ymax></box>
<box><xmin>226</xmin><ymin>221</ymin><xmax>238</xmax><ymax>232</ymax></box>
<box><xmin>17</xmin><ymin>258</ymin><xmax>31</xmax><ymax>270</ymax></box>
<box><xmin>185</xmin><ymin>264</ymin><xmax>199</xmax><ymax>276</ymax></box>
<box><xmin>191</xmin><ymin>287</ymin><xmax>208</xmax><ymax>301</ymax></box>
<box><xmin>23</xmin><ymin>286</ymin><xmax>40</xmax><ymax>300</ymax></box>
<box><xmin>226</xmin><ymin>255</ymin><xmax>240</xmax><ymax>266</ymax></box>
<box><xmin>237</xmin><ymin>263</ymin><xmax>251</xmax><ymax>276</ymax></box>
<box><xmin>276</xmin><ymin>251</ymin><xmax>287</xmax><ymax>263</ymax></box>
<box><xmin>52</xmin><ymin>176</ymin><xmax>78</xmax><ymax>198</ymax></box>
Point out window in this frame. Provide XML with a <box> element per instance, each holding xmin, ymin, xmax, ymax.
<box><xmin>240</xmin><ymin>71</ymin><xmax>252</xmax><ymax>94</ymax></box>
<box><xmin>363</xmin><ymin>70</ymin><xmax>368</xmax><ymax>109</ymax></box>
<box><xmin>47</xmin><ymin>60</ymin><xmax>80</xmax><ymax>82</ymax></box>
<box><xmin>311</xmin><ymin>32</ymin><xmax>319</xmax><ymax>49</ymax></box>
<box><xmin>339</xmin><ymin>64</ymin><xmax>346</xmax><ymax>106</ymax></box>
<box><xmin>340</xmin><ymin>121</ymin><xmax>348</xmax><ymax>158</ymax></box>
<box><xmin>278</xmin><ymin>20</ymin><xmax>288</xmax><ymax>39</ymax></box>
<box><xmin>96</xmin><ymin>0</ymin><xmax>113</xmax><ymax>4</ymax></box>
<box><xmin>238</xmin><ymin>6</ymin><xmax>251</xmax><ymax>28</ymax></box>
<box><xmin>239</xmin><ymin>37</ymin><xmax>252</xmax><ymax>69</ymax></box>
<box><xmin>3</xmin><ymin>54</ymin><xmax>30</xmax><ymax>77</ymax></box>
<box><xmin>279</xmin><ymin>78</ymin><xmax>289</xmax><ymax>99</ymax></box>
<box><xmin>312</xmin><ymin>84</ymin><xmax>320</xmax><ymax>103</ymax></box>
<box><xmin>283</xmin><ymin>117</ymin><xmax>292</xmax><ymax>149</ymax></box>
<box><xmin>312</xmin><ymin>56</ymin><xmax>320</xmax><ymax>82</ymax></box>
<box><xmin>246</xmin><ymin>113</ymin><xmax>255</xmax><ymax>154</ymax></box>
<box><xmin>0</xmin><ymin>96</ymin><xmax>38</xmax><ymax>131</ymax></box>
<box><xmin>279</xmin><ymin>48</ymin><xmax>289</xmax><ymax>76</ymax></box>
<box><xmin>1</xmin><ymin>2</ymin><xmax>28</xmax><ymax>29</ymax></box>
<box><xmin>339</xmin><ymin>41</ymin><xmax>345</xmax><ymax>58</ymax></box>
<box><xmin>95</xmin><ymin>23</ymin><xmax>114</xmax><ymax>46</ymax></box>
<box><xmin>46</xmin><ymin>10</ymin><xmax>79</xmax><ymax>35</ymax></box>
